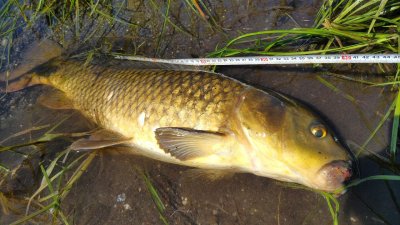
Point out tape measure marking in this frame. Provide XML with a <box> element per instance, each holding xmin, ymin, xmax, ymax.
<box><xmin>115</xmin><ymin>54</ymin><xmax>400</xmax><ymax>65</ymax></box>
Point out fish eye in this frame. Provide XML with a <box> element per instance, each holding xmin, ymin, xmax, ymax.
<box><xmin>310</xmin><ymin>124</ymin><xmax>327</xmax><ymax>138</ymax></box>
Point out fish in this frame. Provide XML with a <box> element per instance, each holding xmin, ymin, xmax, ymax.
<box><xmin>1</xmin><ymin>49</ymin><xmax>352</xmax><ymax>193</ymax></box>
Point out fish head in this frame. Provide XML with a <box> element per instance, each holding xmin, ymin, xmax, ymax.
<box><xmin>235</xmin><ymin>88</ymin><xmax>352</xmax><ymax>192</ymax></box>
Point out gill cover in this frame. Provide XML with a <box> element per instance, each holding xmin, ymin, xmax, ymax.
<box><xmin>235</xmin><ymin>88</ymin><xmax>351</xmax><ymax>191</ymax></box>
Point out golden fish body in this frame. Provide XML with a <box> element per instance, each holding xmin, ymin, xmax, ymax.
<box><xmin>8</xmin><ymin>59</ymin><xmax>352</xmax><ymax>192</ymax></box>
<box><xmin>49</xmin><ymin>61</ymin><xmax>246</xmax><ymax>165</ymax></box>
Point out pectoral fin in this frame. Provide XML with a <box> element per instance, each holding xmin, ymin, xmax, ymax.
<box><xmin>155</xmin><ymin>127</ymin><xmax>227</xmax><ymax>161</ymax></box>
<box><xmin>69</xmin><ymin>129</ymin><xmax>132</xmax><ymax>151</ymax></box>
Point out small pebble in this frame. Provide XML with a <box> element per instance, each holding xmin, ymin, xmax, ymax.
<box><xmin>181</xmin><ymin>196</ymin><xmax>188</xmax><ymax>206</ymax></box>
<box><xmin>123</xmin><ymin>204</ymin><xmax>132</xmax><ymax>210</ymax></box>
<box><xmin>116</xmin><ymin>193</ymin><xmax>126</xmax><ymax>203</ymax></box>
<box><xmin>1</xmin><ymin>38</ymin><xmax>8</xmax><ymax>47</ymax></box>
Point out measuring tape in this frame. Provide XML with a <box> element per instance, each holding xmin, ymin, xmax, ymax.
<box><xmin>115</xmin><ymin>54</ymin><xmax>400</xmax><ymax>65</ymax></box>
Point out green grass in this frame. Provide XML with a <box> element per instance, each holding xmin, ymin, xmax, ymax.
<box><xmin>0</xmin><ymin>115</ymin><xmax>95</xmax><ymax>224</ymax></box>
<box><xmin>208</xmin><ymin>0</ymin><xmax>399</xmax><ymax>56</ymax></box>
<box><xmin>8</xmin><ymin>150</ymin><xmax>96</xmax><ymax>225</ymax></box>
<box><xmin>391</xmin><ymin>91</ymin><xmax>400</xmax><ymax>160</ymax></box>
<box><xmin>150</xmin><ymin>0</ymin><xmax>171</xmax><ymax>56</ymax></box>
<box><xmin>182</xmin><ymin>0</ymin><xmax>222</xmax><ymax>30</ymax></box>
<box><xmin>285</xmin><ymin>173</ymin><xmax>400</xmax><ymax>225</ymax></box>
<box><xmin>319</xmin><ymin>192</ymin><xmax>340</xmax><ymax>225</ymax></box>
<box><xmin>0</xmin><ymin>0</ymin><xmax>138</xmax><ymax>72</ymax></box>
<box><xmin>137</xmin><ymin>168</ymin><xmax>169</xmax><ymax>225</ymax></box>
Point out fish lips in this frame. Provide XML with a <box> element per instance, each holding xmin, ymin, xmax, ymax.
<box><xmin>316</xmin><ymin>160</ymin><xmax>353</xmax><ymax>193</ymax></box>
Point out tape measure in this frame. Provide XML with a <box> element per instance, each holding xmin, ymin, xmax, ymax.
<box><xmin>115</xmin><ymin>54</ymin><xmax>400</xmax><ymax>65</ymax></box>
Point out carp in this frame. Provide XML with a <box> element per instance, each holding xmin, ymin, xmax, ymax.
<box><xmin>1</xmin><ymin>44</ymin><xmax>352</xmax><ymax>193</ymax></box>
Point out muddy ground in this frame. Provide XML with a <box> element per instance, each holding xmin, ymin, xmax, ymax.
<box><xmin>0</xmin><ymin>0</ymin><xmax>399</xmax><ymax>224</ymax></box>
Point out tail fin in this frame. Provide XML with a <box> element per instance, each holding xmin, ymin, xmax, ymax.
<box><xmin>0</xmin><ymin>39</ymin><xmax>63</xmax><ymax>92</ymax></box>
<box><xmin>0</xmin><ymin>73</ymin><xmax>51</xmax><ymax>92</ymax></box>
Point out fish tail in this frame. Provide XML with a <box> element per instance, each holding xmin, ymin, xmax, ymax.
<box><xmin>0</xmin><ymin>73</ymin><xmax>50</xmax><ymax>93</ymax></box>
<box><xmin>0</xmin><ymin>39</ymin><xmax>63</xmax><ymax>93</ymax></box>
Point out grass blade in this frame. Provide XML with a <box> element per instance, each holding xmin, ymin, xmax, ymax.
<box><xmin>357</xmin><ymin>98</ymin><xmax>396</xmax><ymax>157</ymax></box>
<box><xmin>368</xmin><ymin>0</ymin><xmax>388</xmax><ymax>34</ymax></box>
<box><xmin>390</xmin><ymin>91</ymin><xmax>400</xmax><ymax>160</ymax></box>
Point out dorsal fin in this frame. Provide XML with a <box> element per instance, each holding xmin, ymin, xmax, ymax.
<box><xmin>109</xmin><ymin>54</ymin><xmax>213</xmax><ymax>72</ymax></box>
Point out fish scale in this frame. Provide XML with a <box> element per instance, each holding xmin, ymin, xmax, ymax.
<box><xmin>48</xmin><ymin>61</ymin><xmax>245</xmax><ymax>154</ymax></box>
<box><xmin>3</xmin><ymin>57</ymin><xmax>352</xmax><ymax>192</ymax></box>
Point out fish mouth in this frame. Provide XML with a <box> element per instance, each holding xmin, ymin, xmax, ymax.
<box><xmin>316</xmin><ymin>160</ymin><xmax>353</xmax><ymax>192</ymax></box>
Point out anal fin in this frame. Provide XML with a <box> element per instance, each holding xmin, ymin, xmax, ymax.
<box><xmin>183</xmin><ymin>168</ymin><xmax>235</xmax><ymax>181</ymax></box>
<box><xmin>69</xmin><ymin>129</ymin><xmax>132</xmax><ymax>151</ymax></box>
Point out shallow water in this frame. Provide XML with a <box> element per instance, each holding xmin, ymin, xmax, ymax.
<box><xmin>1</xmin><ymin>0</ymin><xmax>399</xmax><ymax>224</ymax></box>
